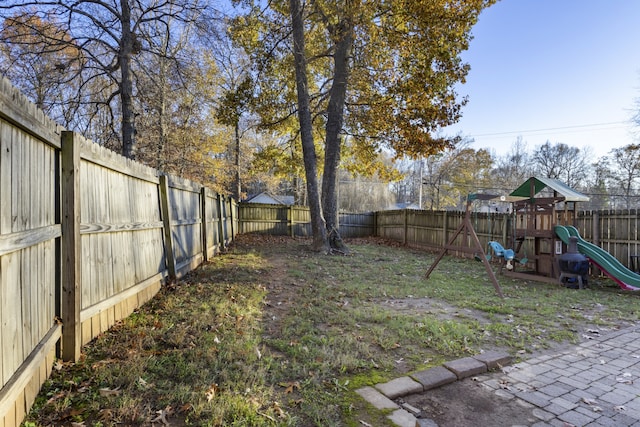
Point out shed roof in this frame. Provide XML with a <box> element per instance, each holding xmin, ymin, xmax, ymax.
<box><xmin>509</xmin><ymin>177</ymin><xmax>590</xmax><ymax>202</ymax></box>
<box><xmin>243</xmin><ymin>192</ymin><xmax>295</xmax><ymax>205</ymax></box>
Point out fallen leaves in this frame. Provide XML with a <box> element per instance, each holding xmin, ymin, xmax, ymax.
<box><xmin>53</xmin><ymin>359</ymin><xmax>65</xmax><ymax>371</ymax></box>
<box><xmin>271</xmin><ymin>401</ymin><xmax>286</xmax><ymax>418</ymax></box>
<box><xmin>98</xmin><ymin>387</ymin><xmax>121</xmax><ymax>397</ymax></box>
<box><xmin>178</xmin><ymin>402</ymin><xmax>193</xmax><ymax>414</ymax></box>
<box><xmin>53</xmin><ymin>407</ymin><xmax>85</xmax><ymax>425</ymax></box>
<box><xmin>205</xmin><ymin>384</ymin><xmax>219</xmax><ymax>401</ymax></box>
<box><xmin>279</xmin><ymin>381</ymin><xmax>300</xmax><ymax>394</ymax></box>
<box><xmin>136</xmin><ymin>377</ymin><xmax>153</xmax><ymax>390</ymax></box>
<box><xmin>582</xmin><ymin>328</ymin><xmax>602</xmax><ymax>341</ymax></box>
<box><xmin>150</xmin><ymin>406</ymin><xmax>174</xmax><ymax>426</ymax></box>
<box><xmin>616</xmin><ymin>372</ymin><xmax>634</xmax><ymax>384</ymax></box>
<box><xmin>581</xmin><ymin>397</ymin><xmax>602</xmax><ymax>412</ymax></box>
<box><xmin>498</xmin><ymin>379</ymin><xmax>511</xmax><ymax>390</ymax></box>
<box><xmin>98</xmin><ymin>408</ymin><xmax>114</xmax><ymax>423</ymax></box>
<box><xmin>257</xmin><ymin>401</ymin><xmax>288</xmax><ymax>422</ymax></box>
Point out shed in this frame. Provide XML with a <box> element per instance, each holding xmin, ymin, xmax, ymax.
<box><xmin>243</xmin><ymin>192</ymin><xmax>295</xmax><ymax>206</ymax></box>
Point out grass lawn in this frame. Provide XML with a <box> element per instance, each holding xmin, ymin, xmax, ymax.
<box><xmin>24</xmin><ymin>234</ymin><xmax>640</xmax><ymax>426</ymax></box>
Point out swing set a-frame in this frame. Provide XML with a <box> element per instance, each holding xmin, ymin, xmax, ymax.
<box><xmin>425</xmin><ymin>193</ymin><xmax>504</xmax><ymax>298</ymax></box>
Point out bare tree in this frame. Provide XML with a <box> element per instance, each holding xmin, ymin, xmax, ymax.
<box><xmin>586</xmin><ymin>159</ymin><xmax>613</xmax><ymax>210</ymax></box>
<box><xmin>135</xmin><ymin>9</ymin><xmax>201</xmax><ymax>169</ymax></box>
<box><xmin>421</xmin><ymin>139</ymin><xmax>494</xmax><ymax>210</ymax></box>
<box><xmin>492</xmin><ymin>136</ymin><xmax>534</xmax><ymax>190</ymax></box>
<box><xmin>532</xmin><ymin>141</ymin><xmax>590</xmax><ymax>189</ymax></box>
<box><xmin>205</xmin><ymin>18</ymin><xmax>256</xmax><ymax>201</ymax></box>
<box><xmin>0</xmin><ymin>12</ymin><xmax>84</xmax><ymax>128</ymax></box>
<box><xmin>608</xmin><ymin>144</ymin><xmax>640</xmax><ymax>209</ymax></box>
<box><xmin>0</xmin><ymin>0</ymin><xmax>203</xmax><ymax>159</ymax></box>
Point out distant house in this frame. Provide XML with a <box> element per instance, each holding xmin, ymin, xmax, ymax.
<box><xmin>243</xmin><ymin>192</ymin><xmax>295</xmax><ymax>206</ymax></box>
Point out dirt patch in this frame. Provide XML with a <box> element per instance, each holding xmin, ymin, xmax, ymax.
<box><xmin>400</xmin><ymin>378</ymin><xmax>538</xmax><ymax>427</ymax></box>
<box><xmin>377</xmin><ymin>297</ymin><xmax>494</xmax><ymax>324</ymax></box>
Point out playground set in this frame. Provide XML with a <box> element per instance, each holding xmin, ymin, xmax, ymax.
<box><xmin>425</xmin><ymin>176</ymin><xmax>640</xmax><ymax>295</ymax></box>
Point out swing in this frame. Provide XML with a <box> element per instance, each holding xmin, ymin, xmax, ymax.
<box><xmin>482</xmin><ymin>204</ymin><xmax>519</xmax><ymax>271</ymax></box>
<box><xmin>425</xmin><ymin>192</ymin><xmax>504</xmax><ymax>298</ymax></box>
<box><xmin>474</xmin><ymin>252</ymin><xmax>491</xmax><ymax>262</ymax></box>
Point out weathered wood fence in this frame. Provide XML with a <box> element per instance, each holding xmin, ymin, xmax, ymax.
<box><xmin>376</xmin><ymin>209</ymin><xmax>640</xmax><ymax>269</ymax></box>
<box><xmin>238</xmin><ymin>203</ymin><xmax>375</xmax><ymax>238</ymax></box>
<box><xmin>239</xmin><ymin>205</ymin><xmax>640</xmax><ymax>270</ymax></box>
<box><xmin>0</xmin><ymin>77</ymin><xmax>237</xmax><ymax>427</ymax></box>
<box><xmin>576</xmin><ymin>210</ymin><xmax>640</xmax><ymax>271</ymax></box>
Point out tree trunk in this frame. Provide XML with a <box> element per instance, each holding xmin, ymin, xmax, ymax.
<box><xmin>120</xmin><ymin>0</ymin><xmax>136</xmax><ymax>159</ymax></box>
<box><xmin>234</xmin><ymin>121</ymin><xmax>241</xmax><ymax>200</ymax></box>
<box><xmin>322</xmin><ymin>22</ymin><xmax>353</xmax><ymax>252</ymax></box>
<box><xmin>289</xmin><ymin>0</ymin><xmax>328</xmax><ymax>251</ymax></box>
<box><xmin>156</xmin><ymin>45</ymin><xmax>170</xmax><ymax>171</ymax></box>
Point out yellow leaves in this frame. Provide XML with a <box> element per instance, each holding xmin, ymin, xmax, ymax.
<box><xmin>229</xmin><ymin>15</ymin><xmax>262</xmax><ymax>50</ymax></box>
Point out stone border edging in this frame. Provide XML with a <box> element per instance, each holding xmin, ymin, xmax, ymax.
<box><xmin>355</xmin><ymin>350</ymin><xmax>512</xmax><ymax>427</ymax></box>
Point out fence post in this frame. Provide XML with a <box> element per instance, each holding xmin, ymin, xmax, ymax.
<box><xmin>592</xmin><ymin>211</ymin><xmax>601</xmax><ymax>275</ymax></box>
<box><xmin>217</xmin><ymin>193</ymin><xmax>225</xmax><ymax>249</ymax></box>
<box><xmin>159</xmin><ymin>175</ymin><xmax>176</xmax><ymax>281</ymax></box>
<box><xmin>60</xmin><ymin>131</ymin><xmax>81</xmax><ymax>362</ymax></box>
<box><xmin>201</xmin><ymin>187</ymin><xmax>209</xmax><ymax>262</ymax></box>
<box><xmin>288</xmin><ymin>205</ymin><xmax>294</xmax><ymax>237</ymax></box>
<box><xmin>229</xmin><ymin>198</ymin><xmax>235</xmax><ymax>239</ymax></box>
<box><xmin>442</xmin><ymin>210</ymin><xmax>448</xmax><ymax>247</ymax></box>
<box><xmin>403</xmin><ymin>209</ymin><xmax>408</xmax><ymax>245</ymax></box>
<box><xmin>373</xmin><ymin>211</ymin><xmax>378</xmax><ymax>237</ymax></box>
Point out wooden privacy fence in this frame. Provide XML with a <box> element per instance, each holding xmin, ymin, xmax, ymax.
<box><xmin>238</xmin><ymin>203</ymin><xmax>375</xmax><ymax>238</ymax></box>
<box><xmin>576</xmin><ymin>210</ymin><xmax>640</xmax><ymax>271</ymax></box>
<box><xmin>375</xmin><ymin>209</ymin><xmax>513</xmax><ymax>256</ymax></box>
<box><xmin>239</xmin><ymin>204</ymin><xmax>640</xmax><ymax>271</ymax></box>
<box><xmin>0</xmin><ymin>77</ymin><xmax>237</xmax><ymax>427</ymax></box>
<box><xmin>376</xmin><ymin>209</ymin><xmax>640</xmax><ymax>270</ymax></box>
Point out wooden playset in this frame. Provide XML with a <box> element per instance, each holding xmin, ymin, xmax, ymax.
<box><xmin>425</xmin><ymin>177</ymin><xmax>590</xmax><ymax>292</ymax></box>
<box><xmin>506</xmin><ymin>177</ymin><xmax>590</xmax><ymax>283</ymax></box>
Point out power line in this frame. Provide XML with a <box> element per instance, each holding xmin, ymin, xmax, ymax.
<box><xmin>470</xmin><ymin>121</ymin><xmax>629</xmax><ymax>138</ymax></box>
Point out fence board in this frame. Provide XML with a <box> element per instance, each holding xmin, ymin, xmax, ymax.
<box><xmin>0</xmin><ymin>78</ymin><xmax>61</xmax><ymax>149</ymax></box>
<box><xmin>1</xmin><ymin>77</ymin><xmax>240</xmax><ymax>426</ymax></box>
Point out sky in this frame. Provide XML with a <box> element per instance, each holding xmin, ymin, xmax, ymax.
<box><xmin>443</xmin><ymin>0</ymin><xmax>640</xmax><ymax>159</ymax></box>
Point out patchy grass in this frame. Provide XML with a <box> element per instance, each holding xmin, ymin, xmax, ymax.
<box><xmin>25</xmin><ymin>235</ymin><xmax>640</xmax><ymax>426</ymax></box>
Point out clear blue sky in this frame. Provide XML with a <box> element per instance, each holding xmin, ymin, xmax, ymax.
<box><xmin>444</xmin><ymin>0</ymin><xmax>640</xmax><ymax>158</ymax></box>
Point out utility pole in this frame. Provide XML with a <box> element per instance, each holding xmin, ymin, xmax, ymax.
<box><xmin>418</xmin><ymin>158</ymin><xmax>423</xmax><ymax>209</ymax></box>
